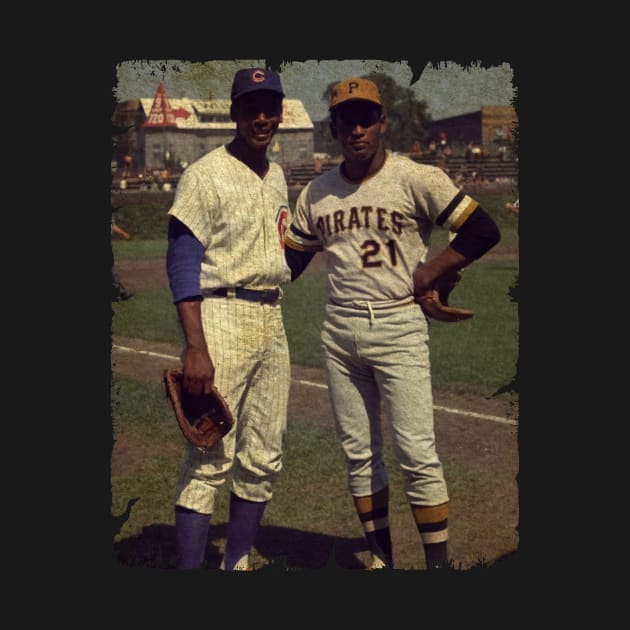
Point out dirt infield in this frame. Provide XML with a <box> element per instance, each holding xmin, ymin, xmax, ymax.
<box><xmin>111</xmin><ymin>252</ymin><xmax>519</xmax><ymax>570</ymax></box>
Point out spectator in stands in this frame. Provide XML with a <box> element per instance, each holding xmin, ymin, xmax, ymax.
<box><xmin>437</xmin><ymin>131</ymin><xmax>448</xmax><ymax>152</ymax></box>
<box><xmin>123</xmin><ymin>153</ymin><xmax>133</xmax><ymax>177</ymax></box>
<box><xmin>465</xmin><ymin>143</ymin><xmax>474</xmax><ymax>163</ymax></box>
<box><xmin>453</xmin><ymin>164</ymin><xmax>466</xmax><ymax>188</ymax></box>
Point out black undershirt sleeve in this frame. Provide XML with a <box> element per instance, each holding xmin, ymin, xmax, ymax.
<box><xmin>285</xmin><ymin>247</ymin><xmax>316</xmax><ymax>281</ymax></box>
<box><xmin>449</xmin><ymin>206</ymin><xmax>501</xmax><ymax>260</ymax></box>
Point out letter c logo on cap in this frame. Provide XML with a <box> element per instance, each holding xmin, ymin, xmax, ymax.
<box><xmin>252</xmin><ymin>70</ymin><xmax>265</xmax><ymax>82</ymax></box>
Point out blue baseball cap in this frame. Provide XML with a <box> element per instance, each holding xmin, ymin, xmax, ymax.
<box><xmin>230</xmin><ymin>68</ymin><xmax>284</xmax><ymax>101</ymax></box>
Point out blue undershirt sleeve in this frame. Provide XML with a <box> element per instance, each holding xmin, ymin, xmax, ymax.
<box><xmin>166</xmin><ymin>217</ymin><xmax>204</xmax><ymax>304</ymax></box>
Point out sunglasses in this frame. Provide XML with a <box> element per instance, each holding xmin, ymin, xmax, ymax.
<box><xmin>336</xmin><ymin>107</ymin><xmax>381</xmax><ymax>128</ymax></box>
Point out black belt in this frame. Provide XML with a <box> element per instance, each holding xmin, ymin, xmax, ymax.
<box><xmin>203</xmin><ymin>287</ymin><xmax>281</xmax><ymax>304</ymax></box>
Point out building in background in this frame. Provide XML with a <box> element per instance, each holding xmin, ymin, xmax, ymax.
<box><xmin>112</xmin><ymin>83</ymin><xmax>314</xmax><ymax>173</ymax></box>
<box><xmin>426</xmin><ymin>105</ymin><xmax>518</xmax><ymax>154</ymax></box>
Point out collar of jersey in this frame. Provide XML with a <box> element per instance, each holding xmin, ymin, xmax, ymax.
<box><xmin>339</xmin><ymin>150</ymin><xmax>389</xmax><ymax>185</ymax></box>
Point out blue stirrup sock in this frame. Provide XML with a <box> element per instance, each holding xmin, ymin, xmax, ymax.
<box><xmin>222</xmin><ymin>492</ymin><xmax>267</xmax><ymax>571</ymax></box>
<box><xmin>175</xmin><ymin>505</ymin><xmax>211</xmax><ymax>569</ymax></box>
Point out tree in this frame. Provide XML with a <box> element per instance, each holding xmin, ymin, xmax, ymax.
<box><xmin>321</xmin><ymin>72</ymin><xmax>433</xmax><ymax>153</ymax></box>
<box><xmin>313</xmin><ymin>120</ymin><xmax>339</xmax><ymax>157</ymax></box>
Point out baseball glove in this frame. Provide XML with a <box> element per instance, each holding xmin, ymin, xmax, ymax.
<box><xmin>163</xmin><ymin>368</ymin><xmax>234</xmax><ymax>449</ymax></box>
<box><xmin>415</xmin><ymin>269</ymin><xmax>474</xmax><ymax>322</ymax></box>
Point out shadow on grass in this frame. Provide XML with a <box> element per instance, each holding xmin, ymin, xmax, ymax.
<box><xmin>114</xmin><ymin>522</ymin><xmax>368</xmax><ymax>570</ymax></box>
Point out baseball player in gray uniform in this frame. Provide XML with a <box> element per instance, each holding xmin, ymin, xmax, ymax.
<box><xmin>165</xmin><ymin>68</ymin><xmax>291</xmax><ymax>570</ymax></box>
<box><xmin>284</xmin><ymin>77</ymin><xmax>500</xmax><ymax>569</ymax></box>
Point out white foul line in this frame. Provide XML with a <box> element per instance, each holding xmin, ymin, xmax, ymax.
<box><xmin>291</xmin><ymin>378</ymin><xmax>328</xmax><ymax>390</ymax></box>
<box><xmin>114</xmin><ymin>344</ymin><xmax>179</xmax><ymax>361</ymax></box>
<box><xmin>432</xmin><ymin>405</ymin><xmax>516</xmax><ymax>426</ymax></box>
<box><xmin>293</xmin><ymin>380</ymin><xmax>515</xmax><ymax>426</ymax></box>
<box><xmin>112</xmin><ymin>344</ymin><xmax>517</xmax><ymax>426</ymax></box>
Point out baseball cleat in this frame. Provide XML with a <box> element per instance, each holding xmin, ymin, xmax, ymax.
<box><xmin>367</xmin><ymin>554</ymin><xmax>393</xmax><ymax>570</ymax></box>
<box><xmin>219</xmin><ymin>554</ymin><xmax>251</xmax><ymax>571</ymax></box>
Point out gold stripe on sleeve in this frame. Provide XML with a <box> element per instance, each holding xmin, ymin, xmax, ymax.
<box><xmin>285</xmin><ymin>233</ymin><xmax>324</xmax><ymax>253</ymax></box>
<box><xmin>450</xmin><ymin>199</ymin><xmax>479</xmax><ymax>231</ymax></box>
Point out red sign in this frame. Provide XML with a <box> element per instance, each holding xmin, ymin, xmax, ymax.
<box><xmin>172</xmin><ymin>107</ymin><xmax>191</xmax><ymax>120</ymax></box>
<box><xmin>143</xmin><ymin>83</ymin><xmax>177</xmax><ymax>128</ymax></box>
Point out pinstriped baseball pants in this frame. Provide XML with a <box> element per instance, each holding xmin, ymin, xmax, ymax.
<box><xmin>322</xmin><ymin>301</ymin><xmax>449</xmax><ymax>506</ymax></box>
<box><xmin>175</xmin><ymin>297</ymin><xmax>290</xmax><ymax>514</ymax></box>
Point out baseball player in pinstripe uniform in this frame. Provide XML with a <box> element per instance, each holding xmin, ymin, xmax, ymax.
<box><xmin>284</xmin><ymin>77</ymin><xmax>500</xmax><ymax>569</ymax></box>
<box><xmin>165</xmin><ymin>68</ymin><xmax>291</xmax><ymax>570</ymax></box>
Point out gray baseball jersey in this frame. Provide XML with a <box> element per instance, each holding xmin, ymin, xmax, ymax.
<box><xmin>285</xmin><ymin>151</ymin><xmax>478</xmax><ymax>305</ymax></box>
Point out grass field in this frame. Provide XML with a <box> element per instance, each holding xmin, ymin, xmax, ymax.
<box><xmin>112</xmin><ymin>189</ymin><xmax>519</xmax><ymax>248</ymax></box>
<box><xmin>112</xmin><ymin>188</ymin><xmax>519</xmax><ymax>395</ymax></box>
<box><xmin>110</xmin><ymin>186</ymin><xmax>520</xmax><ymax>571</ymax></box>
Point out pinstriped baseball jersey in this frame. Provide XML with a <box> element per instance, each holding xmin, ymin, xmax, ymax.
<box><xmin>285</xmin><ymin>151</ymin><xmax>478</xmax><ymax>304</ymax></box>
<box><xmin>169</xmin><ymin>145</ymin><xmax>291</xmax><ymax>291</ymax></box>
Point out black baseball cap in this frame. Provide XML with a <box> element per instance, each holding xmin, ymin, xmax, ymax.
<box><xmin>230</xmin><ymin>68</ymin><xmax>285</xmax><ymax>101</ymax></box>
